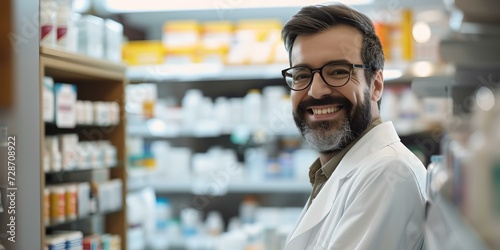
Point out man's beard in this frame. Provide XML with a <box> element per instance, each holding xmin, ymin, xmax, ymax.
<box><xmin>293</xmin><ymin>90</ymin><xmax>372</xmax><ymax>154</ymax></box>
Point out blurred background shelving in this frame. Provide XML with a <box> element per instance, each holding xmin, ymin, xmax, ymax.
<box><xmin>2</xmin><ymin>0</ymin><xmax>499</xmax><ymax>249</ymax></box>
<box><xmin>40</xmin><ymin>46</ymin><xmax>127</xmax><ymax>249</ymax></box>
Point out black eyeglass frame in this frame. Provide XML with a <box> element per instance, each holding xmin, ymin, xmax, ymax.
<box><xmin>281</xmin><ymin>62</ymin><xmax>373</xmax><ymax>91</ymax></box>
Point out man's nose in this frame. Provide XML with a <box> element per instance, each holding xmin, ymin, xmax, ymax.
<box><xmin>308</xmin><ymin>71</ymin><xmax>332</xmax><ymax>99</ymax></box>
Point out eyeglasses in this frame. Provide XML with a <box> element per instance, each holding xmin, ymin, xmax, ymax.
<box><xmin>281</xmin><ymin>62</ymin><xmax>373</xmax><ymax>91</ymax></box>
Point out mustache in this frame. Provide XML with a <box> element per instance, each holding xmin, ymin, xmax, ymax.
<box><xmin>297</xmin><ymin>96</ymin><xmax>350</xmax><ymax>112</ymax></box>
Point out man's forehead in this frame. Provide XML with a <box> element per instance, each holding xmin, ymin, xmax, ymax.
<box><xmin>291</xmin><ymin>26</ymin><xmax>364</xmax><ymax>64</ymax></box>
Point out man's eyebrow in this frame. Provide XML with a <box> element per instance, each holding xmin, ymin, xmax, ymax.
<box><xmin>291</xmin><ymin>59</ymin><xmax>354</xmax><ymax>68</ymax></box>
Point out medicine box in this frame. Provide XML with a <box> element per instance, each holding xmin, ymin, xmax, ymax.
<box><xmin>55</xmin><ymin>83</ymin><xmax>77</xmax><ymax>128</ymax></box>
<box><xmin>43</xmin><ymin>76</ymin><xmax>55</xmax><ymax>122</ymax></box>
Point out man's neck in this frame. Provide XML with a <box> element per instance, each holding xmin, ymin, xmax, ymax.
<box><xmin>319</xmin><ymin>151</ymin><xmax>339</xmax><ymax>166</ymax></box>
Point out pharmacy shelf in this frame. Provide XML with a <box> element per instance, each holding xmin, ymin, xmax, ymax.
<box><xmin>127</xmin><ymin>63</ymin><xmax>288</xmax><ymax>82</ymax></box>
<box><xmin>127</xmin><ymin>118</ymin><xmax>300</xmax><ymax>139</ymax></box>
<box><xmin>425</xmin><ymin>193</ymin><xmax>488</xmax><ymax>250</ymax></box>
<box><xmin>440</xmin><ymin>37</ymin><xmax>500</xmax><ymax>68</ymax></box>
<box><xmin>41</xmin><ymin>45</ymin><xmax>128</xmax><ymax>250</ymax></box>
<box><xmin>45</xmin><ymin>164</ymin><xmax>120</xmax><ymax>179</ymax></box>
<box><xmin>45</xmin><ymin>122</ymin><xmax>119</xmax><ymax>130</ymax></box>
<box><xmin>126</xmin><ymin>63</ymin><xmax>418</xmax><ymax>84</ymax></box>
<box><xmin>127</xmin><ymin>118</ymin><xmax>439</xmax><ymax>139</ymax></box>
<box><xmin>46</xmin><ymin>209</ymin><xmax>122</xmax><ymax>229</ymax></box>
<box><xmin>128</xmin><ymin>170</ymin><xmax>310</xmax><ymax>194</ymax></box>
<box><xmin>152</xmin><ymin>179</ymin><xmax>311</xmax><ymax>194</ymax></box>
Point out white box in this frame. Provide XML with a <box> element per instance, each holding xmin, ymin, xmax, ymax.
<box><xmin>77</xmin><ymin>15</ymin><xmax>104</xmax><ymax>58</ymax></box>
<box><xmin>59</xmin><ymin>133</ymin><xmax>79</xmax><ymax>170</ymax></box>
<box><xmin>55</xmin><ymin>83</ymin><xmax>77</xmax><ymax>128</ymax></box>
<box><xmin>43</xmin><ymin>76</ymin><xmax>55</xmax><ymax>123</ymax></box>
<box><xmin>45</xmin><ymin>136</ymin><xmax>62</xmax><ymax>172</ymax></box>
<box><xmin>77</xmin><ymin>182</ymin><xmax>90</xmax><ymax>217</ymax></box>
<box><xmin>104</xmin><ymin>19</ymin><xmax>123</xmax><ymax>63</ymax></box>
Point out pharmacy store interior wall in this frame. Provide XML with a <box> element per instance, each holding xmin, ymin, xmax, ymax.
<box><xmin>36</xmin><ymin>0</ymin><xmax>500</xmax><ymax>249</ymax></box>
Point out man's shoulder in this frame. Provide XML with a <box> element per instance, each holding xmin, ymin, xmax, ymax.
<box><xmin>352</xmin><ymin>142</ymin><xmax>427</xmax><ymax>196</ymax></box>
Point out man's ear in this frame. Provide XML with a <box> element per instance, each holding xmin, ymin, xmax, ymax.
<box><xmin>371</xmin><ymin>70</ymin><xmax>384</xmax><ymax>102</ymax></box>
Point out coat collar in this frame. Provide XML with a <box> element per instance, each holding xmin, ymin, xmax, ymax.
<box><xmin>287</xmin><ymin>121</ymin><xmax>401</xmax><ymax>243</ymax></box>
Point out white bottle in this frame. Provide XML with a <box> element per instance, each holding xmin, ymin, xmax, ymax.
<box><xmin>230</xmin><ymin>98</ymin><xmax>243</xmax><ymax>128</ymax></box>
<box><xmin>262</xmin><ymin>86</ymin><xmax>286</xmax><ymax>125</ymax></box>
<box><xmin>243</xmin><ymin>89</ymin><xmax>262</xmax><ymax>129</ymax></box>
<box><xmin>182</xmin><ymin>89</ymin><xmax>203</xmax><ymax>131</ymax></box>
<box><xmin>239</xmin><ymin>196</ymin><xmax>258</xmax><ymax>225</ymax></box>
<box><xmin>397</xmin><ymin>88</ymin><xmax>422</xmax><ymax>135</ymax></box>
<box><xmin>214</xmin><ymin>97</ymin><xmax>231</xmax><ymax>132</ymax></box>
<box><xmin>426</xmin><ymin>155</ymin><xmax>443</xmax><ymax>203</ymax></box>
<box><xmin>155</xmin><ymin>198</ymin><xmax>172</xmax><ymax>231</ymax></box>
<box><xmin>40</xmin><ymin>0</ymin><xmax>57</xmax><ymax>46</ymax></box>
<box><xmin>205</xmin><ymin>211</ymin><xmax>224</xmax><ymax>236</ymax></box>
<box><xmin>56</xmin><ymin>0</ymin><xmax>72</xmax><ymax>49</ymax></box>
<box><xmin>151</xmin><ymin>141</ymin><xmax>170</xmax><ymax>176</ymax></box>
<box><xmin>379</xmin><ymin>88</ymin><xmax>399</xmax><ymax>123</ymax></box>
<box><xmin>245</xmin><ymin>147</ymin><xmax>266</xmax><ymax>181</ymax></box>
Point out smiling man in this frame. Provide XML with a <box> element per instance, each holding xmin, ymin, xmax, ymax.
<box><xmin>281</xmin><ymin>3</ymin><xmax>427</xmax><ymax>250</ymax></box>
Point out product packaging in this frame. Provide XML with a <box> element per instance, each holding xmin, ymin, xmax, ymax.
<box><xmin>199</xmin><ymin>21</ymin><xmax>233</xmax><ymax>64</ymax></box>
<box><xmin>43</xmin><ymin>77</ymin><xmax>55</xmax><ymax>123</ymax></box>
<box><xmin>49</xmin><ymin>185</ymin><xmax>66</xmax><ymax>225</ymax></box>
<box><xmin>243</xmin><ymin>89</ymin><xmax>262</xmax><ymax>129</ymax></box>
<box><xmin>40</xmin><ymin>0</ymin><xmax>57</xmax><ymax>46</ymax></box>
<box><xmin>163</xmin><ymin>20</ymin><xmax>200</xmax><ymax>64</ymax></box>
<box><xmin>44</xmin><ymin>188</ymin><xmax>50</xmax><ymax>226</ymax></box>
<box><xmin>77</xmin><ymin>182</ymin><xmax>91</xmax><ymax>218</ymax></box>
<box><xmin>122</xmin><ymin>40</ymin><xmax>165</xmax><ymax>65</ymax></box>
<box><xmin>64</xmin><ymin>183</ymin><xmax>78</xmax><ymax>221</ymax></box>
<box><xmin>104</xmin><ymin>19</ymin><xmax>124</xmax><ymax>63</ymax></box>
<box><xmin>56</xmin><ymin>0</ymin><xmax>76</xmax><ymax>51</ymax></box>
<box><xmin>45</xmin><ymin>136</ymin><xmax>62</xmax><ymax>172</ymax></box>
<box><xmin>77</xmin><ymin>15</ymin><xmax>104</xmax><ymax>58</ymax></box>
<box><xmin>54</xmin><ymin>83</ymin><xmax>77</xmax><ymax>128</ymax></box>
<box><xmin>59</xmin><ymin>133</ymin><xmax>79</xmax><ymax>170</ymax></box>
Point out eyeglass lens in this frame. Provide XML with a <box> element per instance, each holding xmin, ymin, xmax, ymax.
<box><xmin>284</xmin><ymin>63</ymin><xmax>351</xmax><ymax>90</ymax></box>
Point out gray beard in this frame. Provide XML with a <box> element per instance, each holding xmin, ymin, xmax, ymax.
<box><xmin>302</xmin><ymin>117</ymin><xmax>356</xmax><ymax>153</ymax></box>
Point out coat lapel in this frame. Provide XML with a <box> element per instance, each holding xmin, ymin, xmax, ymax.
<box><xmin>285</xmin><ymin>121</ymin><xmax>401</xmax><ymax>248</ymax></box>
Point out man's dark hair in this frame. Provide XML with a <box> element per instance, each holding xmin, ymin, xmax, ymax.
<box><xmin>282</xmin><ymin>3</ymin><xmax>384</xmax><ymax>107</ymax></box>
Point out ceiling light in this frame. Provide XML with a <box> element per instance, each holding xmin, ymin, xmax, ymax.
<box><xmin>412</xmin><ymin>61</ymin><xmax>434</xmax><ymax>77</ymax></box>
<box><xmin>412</xmin><ymin>22</ymin><xmax>432</xmax><ymax>43</ymax></box>
<box><xmin>383</xmin><ymin>69</ymin><xmax>403</xmax><ymax>81</ymax></box>
<box><xmin>102</xmin><ymin>0</ymin><xmax>374</xmax><ymax>13</ymax></box>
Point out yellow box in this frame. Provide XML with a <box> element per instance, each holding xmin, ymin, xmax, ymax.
<box><xmin>122</xmin><ymin>41</ymin><xmax>164</xmax><ymax>65</ymax></box>
<box><xmin>236</xmin><ymin>19</ymin><xmax>282</xmax><ymax>42</ymax></box>
<box><xmin>226</xmin><ymin>19</ymin><xmax>283</xmax><ymax>65</ymax></box>
<box><xmin>199</xmin><ymin>21</ymin><xmax>233</xmax><ymax>64</ymax></box>
<box><xmin>163</xmin><ymin>20</ymin><xmax>201</xmax><ymax>54</ymax></box>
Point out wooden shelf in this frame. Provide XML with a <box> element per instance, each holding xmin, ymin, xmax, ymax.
<box><xmin>40</xmin><ymin>46</ymin><xmax>128</xmax><ymax>250</ymax></box>
<box><xmin>45</xmin><ymin>164</ymin><xmax>120</xmax><ymax>174</ymax></box>
<box><xmin>0</xmin><ymin>0</ymin><xmax>12</xmax><ymax>107</ymax></box>
<box><xmin>46</xmin><ymin>209</ymin><xmax>122</xmax><ymax>229</ymax></box>
<box><xmin>41</xmin><ymin>46</ymin><xmax>126</xmax><ymax>81</ymax></box>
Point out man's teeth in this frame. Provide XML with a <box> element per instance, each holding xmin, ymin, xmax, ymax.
<box><xmin>312</xmin><ymin>107</ymin><xmax>341</xmax><ymax>115</ymax></box>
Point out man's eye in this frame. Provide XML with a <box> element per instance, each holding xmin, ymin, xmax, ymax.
<box><xmin>325</xmin><ymin>69</ymin><xmax>349</xmax><ymax>77</ymax></box>
<box><xmin>293</xmin><ymin>73</ymin><xmax>311</xmax><ymax>81</ymax></box>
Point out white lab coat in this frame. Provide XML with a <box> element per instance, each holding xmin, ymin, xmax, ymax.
<box><xmin>285</xmin><ymin>121</ymin><xmax>427</xmax><ymax>250</ymax></box>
